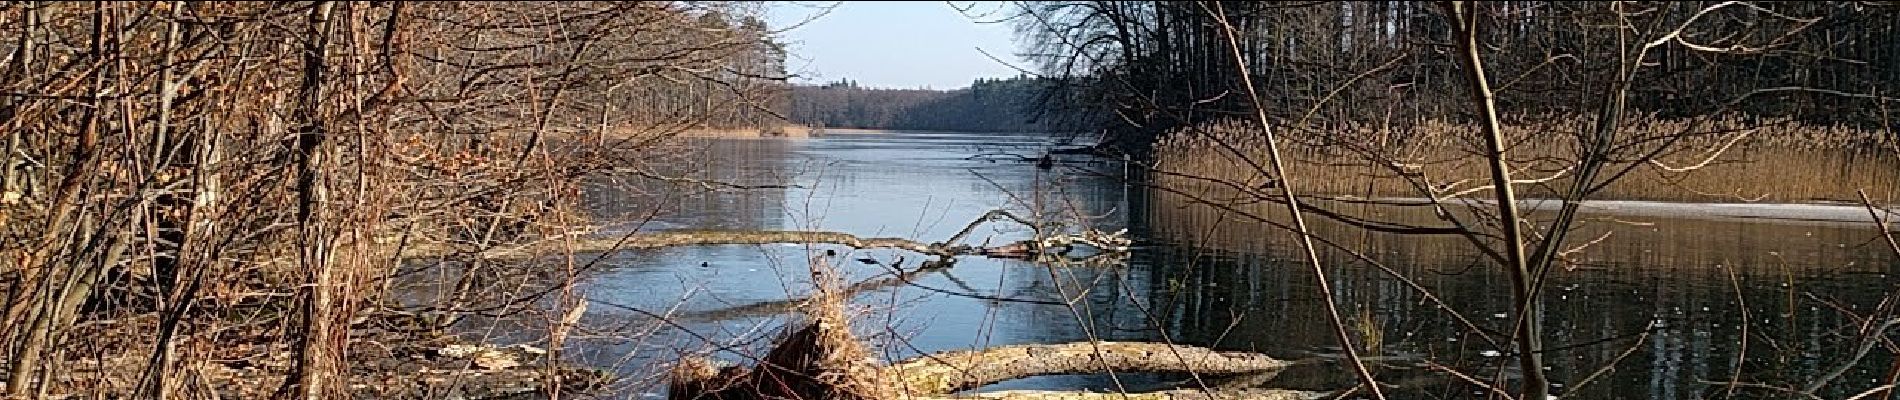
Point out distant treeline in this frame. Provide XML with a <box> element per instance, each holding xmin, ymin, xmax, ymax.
<box><xmin>783</xmin><ymin>76</ymin><xmax>1058</xmax><ymax>133</ymax></box>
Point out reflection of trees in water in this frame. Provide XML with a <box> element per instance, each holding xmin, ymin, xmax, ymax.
<box><xmin>992</xmin><ymin>263</ymin><xmax>1153</xmax><ymax>344</ymax></box>
<box><xmin>1117</xmin><ymin>188</ymin><xmax>1900</xmax><ymax>397</ymax></box>
<box><xmin>582</xmin><ymin>138</ymin><xmax>793</xmax><ymax>231</ymax></box>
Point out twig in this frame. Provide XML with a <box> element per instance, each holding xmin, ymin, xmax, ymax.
<box><xmin>1425</xmin><ymin>361</ymin><xmax>1515</xmax><ymax>400</ymax></box>
<box><xmin>1858</xmin><ymin>190</ymin><xmax>1900</xmax><ymax>257</ymax></box>
<box><xmin>1568</xmin><ymin>322</ymin><xmax>1655</xmax><ymax>395</ymax></box>
<box><xmin>1723</xmin><ymin>265</ymin><xmax>1749</xmax><ymax>399</ymax></box>
<box><xmin>1846</xmin><ymin>385</ymin><xmax>1900</xmax><ymax>400</ymax></box>
<box><xmin>1803</xmin><ymin>317</ymin><xmax>1900</xmax><ymax>394</ymax></box>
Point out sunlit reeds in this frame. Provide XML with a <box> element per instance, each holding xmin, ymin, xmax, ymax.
<box><xmin>1153</xmin><ymin>115</ymin><xmax>1899</xmax><ymax>204</ymax></box>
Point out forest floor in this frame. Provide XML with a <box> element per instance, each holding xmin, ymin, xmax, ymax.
<box><xmin>47</xmin><ymin>307</ymin><xmax>608</xmax><ymax>399</ymax></box>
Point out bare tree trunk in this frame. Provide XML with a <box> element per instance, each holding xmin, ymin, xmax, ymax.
<box><xmin>284</xmin><ymin>2</ymin><xmax>339</xmax><ymax>399</ymax></box>
<box><xmin>1443</xmin><ymin>2</ymin><xmax>1548</xmax><ymax>399</ymax></box>
<box><xmin>137</xmin><ymin>2</ymin><xmax>188</xmax><ymax>397</ymax></box>
<box><xmin>0</xmin><ymin>1</ymin><xmax>34</xmax><ymax>201</ymax></box>
<box><xmin>6</xmin><ymin>4</ymin><xmax>109</xmax><ymax>396</ymax></box>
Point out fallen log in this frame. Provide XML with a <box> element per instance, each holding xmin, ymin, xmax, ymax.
<box><xmin>591</xmin><ymin>230</ymin><xmax>959</xmax><ymax>256</ymax></box>
<box><xmin>668</xmin><ymin>322</ymin><xmax>1318</xmax><ymax>400</ymax></box>
<box><xmin>951</xmin><ymin>388</ymin><xmax>1326</xmax><ymax>400</ymax></box>
<box><xmin>438</xmin><ymin>230</ymin><xmax>961</xmax><ymax>260</ymax></box>
<box><xmin>882</xmin><ymin>342</ymin><xmax>1296</xmax><ymax>396</ymax></box>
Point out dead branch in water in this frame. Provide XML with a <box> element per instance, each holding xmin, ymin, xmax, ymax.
<box><xmin>679</xmin><ymin>260</ymin><xmax>955</xmax><ymax>321</ymax></box>
<box><xmin>456</xmin><ymin>209</ymin><xmax>1133</xmax><ymax>261</ymax></box>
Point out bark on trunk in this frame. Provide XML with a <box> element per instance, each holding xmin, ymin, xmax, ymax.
<box><xmin>667</xmin><ymin>320</ymin><xmax>1315</xmax><ymax>400</ymax></box>
<box><xmin>947</xmin><ymin>389</ymin><xmax>1324</xmax><ymax>400</ymax></box>
<box><xmin>286</xmin><ymin>3</ymin><xmax>339</xmax><ymax>400</ymax></box>
<box><xmin>881</xmin><ymin>342</ymin><xmax>1294</xmax><ymax>396</ymax></box>
<box><xmin>1443</xmin><ymin>2</ymin><xmax>1548</xmax><ymax>399</ymax></box>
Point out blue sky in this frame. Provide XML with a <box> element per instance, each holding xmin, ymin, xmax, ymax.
<box><xmin>767</xmin><ymin>2</ymin><xmax>1027</xmax><ymax>90</ymax></box>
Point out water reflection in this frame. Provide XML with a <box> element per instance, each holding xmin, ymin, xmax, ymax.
<box><xmin>1135</xmin><ymin>180</ymin><xmax>1900</xmax><ymax>398</ymax></box>
<box><xmin>559</xmin><ymin>131</ymin><xmax>1896</xmax><ymax>399</ymax></box>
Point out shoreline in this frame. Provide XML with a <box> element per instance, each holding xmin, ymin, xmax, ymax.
<box><xmin>813</xmin><ymin>127</ymin><xmax>887</xmax><ymax>135</ymax></box>
<box><xmin>1326</xmin><ymin>196</ymin><xmax>1899</xmax><ymax>226</ymax></box>
<box><xmin>677</xmin><ymin>125</ymin><xmax>819</xmax><ymax>139</ymax></box>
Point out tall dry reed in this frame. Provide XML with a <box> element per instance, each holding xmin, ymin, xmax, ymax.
<box><xmin>1153</xmin><ymin>116</ymin><xmax>1900</xmax><ymax>204</ymax></box>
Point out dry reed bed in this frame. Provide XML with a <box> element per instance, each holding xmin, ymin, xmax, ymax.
<box><xmin>1152</xmin><ymin>116</ymin><xmax>1900</xmax><ymax>204</ymax></box>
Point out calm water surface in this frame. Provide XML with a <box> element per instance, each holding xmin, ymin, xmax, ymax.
<box><xmin>538</xmin><ymin>131</ymin><xmax>1897</xmax><ymax>399</ymax></box>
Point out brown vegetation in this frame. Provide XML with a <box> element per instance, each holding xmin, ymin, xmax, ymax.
<box><xmin>1153</xmin><ymin>117</ymin><xmax>1900</xmax><ymax>204</ymax></box>
<box><xmin>0</xmin><ymin>1</ymin><xmax>786</xmax><ymax>398</ymax></box>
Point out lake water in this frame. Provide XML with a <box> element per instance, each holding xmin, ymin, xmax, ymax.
<box><xmin>527</xmin><ymin>131</ymin><xmax>1898</xmax><ymax>398</ymax></box>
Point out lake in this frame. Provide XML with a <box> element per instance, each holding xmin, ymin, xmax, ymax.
<box><xmin>514</xmin><ymin>131</ymin><xmax>1899</xmax><ymax>398</ymax></box>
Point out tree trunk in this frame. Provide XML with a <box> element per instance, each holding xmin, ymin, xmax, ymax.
<box><xmin>881</xmin><ymin>341</ymin><xmax>1295</xmax><ymax>396</ymax></box>
<box><xmin>285</xmin><ymin>2</ymin><xmax>339</xmax><ymax>400</ymax></box>
<box><xmin>1442</xmin><ymin>2</ymin><xmax>1548</xmax><ymax>399</ymax></box>
<box><xmin>668</xmin><ymin>320</ymin><xmax>1317</xmax><ymax>400</ymax></box>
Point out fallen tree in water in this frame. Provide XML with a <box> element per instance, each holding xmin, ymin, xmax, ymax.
<box><xmin>665</xmin><ymin>284</ymin><xmax>1328</xmax><ymax>400</ymax></box>
<box><xmin>440</xmin><ymin>209</ymin><xmax>1134</xmax><ymax>261</ymax></box>
<box><xmin>667</xmin><ymin>317</ymin><xmax>1327</xmax><ymax>400</ymax></box>
<box><xmin>881</xmin><ymin>341</ymin><xmax>1300</xmax><ymax>396</ymax></box>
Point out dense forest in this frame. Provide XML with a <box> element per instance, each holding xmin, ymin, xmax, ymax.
<box><xmin>0</xmin><ymin>2</ymin><xmax>785</xmax><ymax>398</ymax></box>
<box><xmin>782</xmin><ymin>76</ymin><xmax>1055</xmax><ymax>133</ymax></box>
<box><xmin>1010</xmin><ymin>1</ymin><xmax>1900</xmax><ymax>154</ymax></box>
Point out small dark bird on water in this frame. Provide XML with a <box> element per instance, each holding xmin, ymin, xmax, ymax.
<box><xmin>825</xmin><ymin>249</ymin><xmax>837</xmax><ymax>257</ymax></box>
<box><xmin>1035</xmin><ymin>154</ymin><xmax>1054</xmax><ymax>170</ymax></box>
<box><xmin>699</xmin><ymin>261</ymin><xmax>709</xmax><ymax>268</ymax></box>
